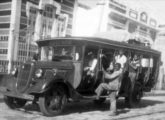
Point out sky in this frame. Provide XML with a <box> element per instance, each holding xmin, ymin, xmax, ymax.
<box><xmin>78</xmin><ymin>0</ymin><xmax>165</xmax><ymax>25</ymax></box>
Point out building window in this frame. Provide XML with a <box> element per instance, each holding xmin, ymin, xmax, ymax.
<box><xmin>0</xmin><ymin>36</ymin><xmax>8</xmax><ymax>41</ymax></box>
<box><xmin>140</xmin><ymin>12</ymin><xmax>148</xmax><ymax>23</ymax></box>
<box><xmin>43</xmin><ymin>5</ymin><xmax>55</xmax><ymax>18</ymax></box>
<box><xmin>109</xmin><ymin>12</ymin><xmax>127</xmax><ymax>25</ymax></box>
<box><xmin>128</xmin><ymin>22</ymin><xmax>137</xmax><ymax>33</ymax></box>
<box><xmin>19</xmin><ymin>36</ymin><xmax>26</xmax><ymax>43</ymax></box>
<box><xmin>109</xmin><ymin>0</ymin><xmax>126</xmax><ymax>9</ymax></box>
<box><xmin>150</xmin><ymin>30</ymin><xmax>156</xmax><ymax>40</ymax></box>
<box><xmin>129</xmin><ymin>10</ymin><xmax>138</xmax><ymax>19</ymax></box>
<box><xmin>19</xmin><ymin>6</ymin><xmax>37</xmax><ymax>44</ymax></box>
<box><xmin>0</xmin><ymin>49</ymin><xmax>8</xmax><ymax>54</ymax></box>
<box><xmin>18</xmin><ymin>50</ymin><xmax>27</xmax><ymax>56</ymax></box>
<box><xmin>28</xmin><ymin>7</ymin><xmax>37</xmax><ymax>30</ymax></box>
<box><xmin>41</xmin><ymin>5</ymin><xmax>56</xmax><ymax>38</ymax></box>
<box><xmin>109</xmin><ymin>3</ymin><xmax>126</xmax><ymax>14</ymax></box>
<box><xmin>20</xmin><ymin>17</ymin><xmax>27</xmax><ymax>25</ymax></box>
<box><xmin>139</xmin><ymin>26</ymin><xmax>147</xmax><ymax>36</ymax></box>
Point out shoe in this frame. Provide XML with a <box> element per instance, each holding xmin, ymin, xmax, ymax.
<box><xmin>109</xmin><ymin>112</ymin><xmax>117</xmax><ymax>116</ymax></box>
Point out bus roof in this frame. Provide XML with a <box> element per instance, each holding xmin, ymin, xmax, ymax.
<box><xmin>37</xmin><ymin>37</ymin><xmax>161</xmax><ymax>56</ymax></box>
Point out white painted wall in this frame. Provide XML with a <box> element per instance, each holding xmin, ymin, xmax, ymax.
<box><xmin>73</xmin><ymin>6</ymin><xmax>103</xmax><ymax>36</ymax></box>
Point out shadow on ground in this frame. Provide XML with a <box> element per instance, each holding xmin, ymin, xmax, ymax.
<box><xmin>138</xmin><ymin>98</ymin><xmax>164</xmax><ymax>108</ymax></box>
<box><xmin>20</xmin><ymin>97</ymin><xmax>164</xmax><ymax>116</ymax></box>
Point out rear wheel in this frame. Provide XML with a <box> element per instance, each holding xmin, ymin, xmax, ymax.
<box><xmin>4</xmin><ymin>96</ymin><xmax>27</xmax><ymax>109</ymax></box>
<box><xmin>39</xmin><ymin>86</ymin><xmax>67</xmax><ymax>116</ymax></box>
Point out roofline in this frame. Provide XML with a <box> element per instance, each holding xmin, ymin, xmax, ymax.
<box><xmin>36</xmin><ymin>36</ymin><xmax>161</xmax><ymax>55</ymax></box>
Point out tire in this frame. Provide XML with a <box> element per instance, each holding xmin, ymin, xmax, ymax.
<box><xmin>4</xmin><ymin>96</ymin><xmax>27</xmax><ymax>109</ymax></box>
<box><xmin>39</xmin><ymin>86</ymin><xmax>67</xmax><ymax>116</ymax></box>
<box><xmin>93</xmin><ymin>98</ymin><xmax>106</xmax><ymax>105</ymax></box>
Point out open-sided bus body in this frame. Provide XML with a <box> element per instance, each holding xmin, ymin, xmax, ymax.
<box><xmin>0</xmin><ymin>37</ymin><xmax>161</xmax><ymax>116</ymax></box>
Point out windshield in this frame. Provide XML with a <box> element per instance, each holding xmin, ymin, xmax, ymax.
<box><xmin>40</xmin><ymin>45</ymin><xmax>81</xmax><ymax>61</ymax></box>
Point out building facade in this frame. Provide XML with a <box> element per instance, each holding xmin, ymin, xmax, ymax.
<box><xmin>154</xmin><ymin>25</ymin><xmax>165</xmax><ymax>89</ymax></box>
<box><xmin>0</xmin><ymin>0</ymin><xmax>77</xmax><ymax>73</ymax></box>
<box><xmin>74</xmin><ymin>0</ymin><xmax>158</xmax><ymax>45</ymax></box>
<box><xmin>101</xmin><ymin>0</ymin><xmax>158</xmax><ymax>44</ymax></box>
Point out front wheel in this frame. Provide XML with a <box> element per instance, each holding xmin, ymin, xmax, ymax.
<box><xmin>39</xmin><ymin>86</ymin><xmax>67</xmax><ymax>116</ymax></box>
<box><xmin>4</xmin><ymin>96</ymin><xmax>27</xmax><ymax>109</ymax></box>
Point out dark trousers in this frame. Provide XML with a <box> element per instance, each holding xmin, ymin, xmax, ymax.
<box><xmin>128</xmin><ymin>72</ymin><xmax>136</xmax><ymax>106</ymax></box>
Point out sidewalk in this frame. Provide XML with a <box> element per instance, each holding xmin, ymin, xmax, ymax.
<box><xmin>144</xmin><ymin>90</ymin><xmax>165</xmax><ymax>96</ymax></box>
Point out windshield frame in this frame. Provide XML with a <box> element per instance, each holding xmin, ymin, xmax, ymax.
<box><xmin>38</xmin><ymin>44</ymin><xmax>82</xmax><ymax>62</ymax></box>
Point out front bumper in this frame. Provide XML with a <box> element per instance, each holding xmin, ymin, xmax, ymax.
<box><xmin>0</xmin><ymin>87</ymin><xmax>34</xmax><ymax>100</ymax></box>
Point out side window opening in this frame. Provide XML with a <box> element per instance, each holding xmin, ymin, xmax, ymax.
<box><xmin>101</xmin><ymin>48</ymin><xmax>115</xmax><ymax>71</ymax></box>
<box><xmin>41</xmin><ymin>46</ymin><xmax>53</xmax><ymax>61</ymax></box>
<box><xmin>84</xmin><ymin>46</ymin><xmax>98</xmax><ymax>71</ymax></box>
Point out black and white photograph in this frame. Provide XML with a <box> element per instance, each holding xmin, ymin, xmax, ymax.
<box><xmin>0</xmin><ymin>0</ymin><xmax>165</xmax><ymax>119</ymax></box>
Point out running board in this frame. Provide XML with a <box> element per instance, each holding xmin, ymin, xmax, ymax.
<box><xmin>82</xmin><ymin>95</ymin><xmax>109</xmax><ymax>99</ymax></box>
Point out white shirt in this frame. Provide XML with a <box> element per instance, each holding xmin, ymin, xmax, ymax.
<box><xmin>115</xmin><ymin>55</ymin><xmax>127</xmax><ymax>69</ymax></box>
<box><xmin>89</xmin><ymin>59</ymin><xmax>97</xmax><ymax>71</ymax></box>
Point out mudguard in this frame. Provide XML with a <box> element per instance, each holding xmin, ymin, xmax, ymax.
<box><xmin>27</xmin><ymin>70</ymin><xmax>74</xmax><ymax>97</ymax></box>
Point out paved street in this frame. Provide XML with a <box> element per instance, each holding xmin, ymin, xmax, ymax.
<box><xmin>0</xmin><ymin>94</ymin><xmax>165</xmax><ymax>120</ymax></box>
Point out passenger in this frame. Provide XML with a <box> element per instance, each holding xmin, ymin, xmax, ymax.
<box><xmin>95</xmin><ymin>63</ymin><xmax>122</xmax><ymax>116</ymax></box>
<box><xmin>128</xmin><ymin>54</ymin><xmax>140</xmax><ymax>106</ymax></box>
<box><xmin>129</xmin><ymin>54</ymin><xmax>140</xmax><ymax>88</ymax></box>
<box><xmin>61</xmin><ymin>48</ymin><xmax>68</xmax><ymax>56</ymax></box>
<box><xmin>60</xmin><ymin>48</ymin><xmax>73</xmax><ymax>60</ymax></box>
<box><xmin>115</xmin><ymin>49</ymin><xmax>127</xmax><ymax>71</ymax></box>
<box><xmin>84</xmin><ymin>52</ymin><xmax>97</xmax><ymax>77</ymax></box>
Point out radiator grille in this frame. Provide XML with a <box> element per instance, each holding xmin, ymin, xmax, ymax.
<box><xmin>16</xmin><ymin>64</ymin><xmax>31</xmax><ymax>92</ymax></box>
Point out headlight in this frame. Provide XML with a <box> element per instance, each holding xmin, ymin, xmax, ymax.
<box><xmin>35</xmin><ymin>69</ymin><xmax>43</xmax><ymax>78</ymax></box>
<box><xmin>52</xmin><ymin>68</ymin><xmax>58</xmax><ymax>76</ymax></box>
<box><xmin>11</xmin><ymin>68</ymin><xmax>18</xmax><ymax>77</ymax></box>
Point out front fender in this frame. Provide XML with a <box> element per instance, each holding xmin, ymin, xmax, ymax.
<box><xmin>27</xmin><ymin>70</ymin><xmax>71</xmax><ymax>94</ymax></box>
